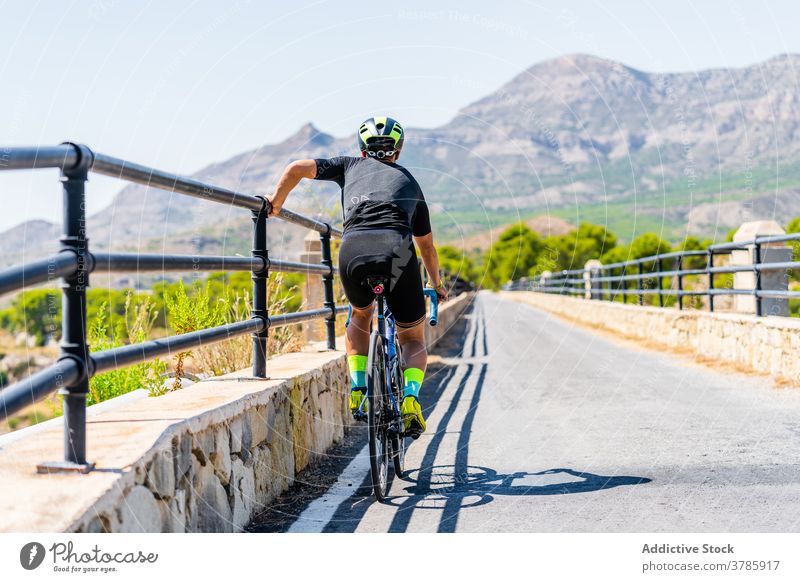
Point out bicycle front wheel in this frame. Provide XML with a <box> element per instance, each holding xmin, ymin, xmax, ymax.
<box><xmin>367</xmin><ymin>330</ymin><xmax>390</xmax><ymax>501</ymax></box>
<box><xmin>391</xmin><ymin>354</ymin><xmax>405</xmax><ymax>478</ymax></box>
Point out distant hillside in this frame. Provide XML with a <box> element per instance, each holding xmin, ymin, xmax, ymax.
<box><xmin>4</xmin><ymin>53</ymin><xmax>800</xmax><ymax>271</ymax></box>
<box><xmin>458</xmin><ymin>215</ymin><xmax>574</xmax><ymax>252</ymax></box>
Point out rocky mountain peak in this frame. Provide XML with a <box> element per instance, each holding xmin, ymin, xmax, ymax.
<box><xmin>278</xmin><ymin>122</ymin><xmax>334</xmax><ymax>150</ymax></box>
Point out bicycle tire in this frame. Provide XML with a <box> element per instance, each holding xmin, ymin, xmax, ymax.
<box><xmin>391</xmin><ymin>353</ymin><xmax>405</xmax><ymax>478</ymax></box>
<box><xmin>367</xmin><ymin>330</ymin><xmax>390</xmax><ymax>501</ymax></box>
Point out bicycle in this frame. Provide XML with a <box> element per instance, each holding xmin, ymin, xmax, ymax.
<box><xmin>347</xmin><ymin>279</ymin><xmax>439</xmax><ymax>502</ymax></box>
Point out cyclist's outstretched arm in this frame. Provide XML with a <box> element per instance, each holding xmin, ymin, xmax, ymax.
<box><xmin>267</xmin><ymin>159</ymin><xmax>317</xmax><ymax>217</ymax></box>
<box><xmin>414</xmin><ymin>233</ymin><xmax>448</xmax><ymax>301</ymax></box>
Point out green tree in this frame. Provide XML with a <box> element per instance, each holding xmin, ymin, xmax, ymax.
<box><xmin>677</xmin><ymin>236</ymin><xmax>711</xmax><ymax>270</ymax></box>
<box><xmin>628</xmin><ymin>233</ymin><xmax>672</xmax><ymax>259</ymax></box>
<box><xmin>437</xmin><ymin>245</ymin><xmax>478</xmax><ymax>284</ymax></box>
<box><xmin>484</xmin><ymin>223</ymin><xmax>543</xmax><ymax>288</ymax></box>
<box><xmin>5</xmin><ymin>289</ymin><xmax>61</xmax><ymax>345</ymax></box>
<box><xmin>542</xmin><ymin>222</ymin><xmax>617</xmax><ymax>271</ymax></box>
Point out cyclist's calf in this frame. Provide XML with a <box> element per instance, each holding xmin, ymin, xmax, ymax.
<box><xmin>345</xmin><ymin>303</ymin><xmax>373</xmax><ymax>356</ymax></box>
<box><xmin>396</xmin><ymin>323</ymin><xmax>427</xmax><ymax>373</ymax></box>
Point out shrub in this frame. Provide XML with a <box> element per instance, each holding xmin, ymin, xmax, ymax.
<box><xmin>193</xmin><ymin>274</ymin><xmax>301</xmax><ymax>377</ymax></box>
<box><xmin>86</xmin><ymin>294</ymin><xmax>167</xmax><ymax>405</ymax></box>
<box><xmin>164</xmin><ymin>281</ymin><xmax>226</xmax><ymax>389</ymax></box>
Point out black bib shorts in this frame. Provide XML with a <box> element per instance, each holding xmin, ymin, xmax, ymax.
<box><xmin>338</xmin><ymin>228</ymin><xmax>426</xmax><ymax>328</ymax></box>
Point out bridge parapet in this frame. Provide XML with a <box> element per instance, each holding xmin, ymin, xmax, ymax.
<box><xmin>503</xmin><ymin>291</ymin><xmax>800</xmax><ymax>383</ymax></box>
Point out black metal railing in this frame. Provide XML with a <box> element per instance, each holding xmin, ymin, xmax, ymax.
<box><xmin>506</xmin><ymin>234</ymin><xmax>800</xmax><ymax>316</ymax></box>
<box><xmin>0</xmin><ymin>143</ymin><xmax>346</xmax><ymax>472</ymax></box>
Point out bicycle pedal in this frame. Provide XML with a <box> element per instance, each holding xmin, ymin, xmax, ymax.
<box><xmin>403</xmin><ymin>428</ymin><xmax>422</xmax><ymax>440</ymax></box>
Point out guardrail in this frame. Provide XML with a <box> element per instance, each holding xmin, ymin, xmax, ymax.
<box><xmin>506</xmin><ymin>234</ymin><xmax>800</xmax><ymax>316</ymax></box>
<box><xmin>0</xmin><ymin>143</ymin><xmax>347</xmax><ymax>473</ymax></box>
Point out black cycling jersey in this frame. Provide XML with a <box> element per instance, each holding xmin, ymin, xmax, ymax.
<box><xmin>314</xmin><ymin>156</ymin><xmax>431</xmax><ymax>236</ymax></box>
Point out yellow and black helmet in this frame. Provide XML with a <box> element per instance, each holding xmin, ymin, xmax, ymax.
<box><xmin>357</xmin><ymin>116</ymin><xmax>404</xmax><ymax>158</ymax></box>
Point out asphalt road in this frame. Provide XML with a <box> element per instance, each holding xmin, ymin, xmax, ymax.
<box><xmin>251</xmin><ymin>291</ymin><xmax>800</xmax><ymax>533</ymax></box>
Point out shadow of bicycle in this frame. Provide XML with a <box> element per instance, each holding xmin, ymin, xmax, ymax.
<box><xmin>384</xmin><ymin>464</ymin><xmax>652</xmax><ymax>511</ymax></box>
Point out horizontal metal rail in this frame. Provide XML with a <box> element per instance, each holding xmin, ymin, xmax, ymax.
<box><xmin>91</xmin><ymin>319</ymin><xmax>264</xmax><ymax>374</ymax></box>
<box><xmin>0</xmin><ymin>252</ymin><xmax>79</xmax><ymax>295</ymax></box>
<box><xmin>92</xmin><ymin>253</ymin><xmax>264</xmax><ymax>273</ymax></box>
<box><xmin>269</xmin><ymin>308</ymin><xmax>333</xmax><ymax>327</ymax></box>
<box><xmin>91</xmin><ymin>152</ymin><xmax>265</xmax><ymax>212</ymax></box>
<box><xmin>0</xmin><ymin>145</ymin><xmax>80</xmax><ymax>171</ymax></box>
<box><xmin>534</xmin><ymin>285</ymin><xmax>800</xmax><ymax>298</ymax></box>
<box><xmin>91</xmin><ymin>151</ymin><xmax>342</xmax><ymax>238</ymax></box>
<box><xmin>0</xmin><ymin>358</ymin><xmax>82</xmax><ymax>421</ymax></box>
<box><xmin>270</xmin><ymin>259</ymin><xmax>334</xmax><ymax>276</ymax></box>
<box><xmin>515</xmin><ymin>231</ymin><xmax>800</xmax><ymax>316</ymax></box>
<box><xmin>0</xmin><ymin>253</ymin><xmax>341</xmax><ymax>297</ymax></box>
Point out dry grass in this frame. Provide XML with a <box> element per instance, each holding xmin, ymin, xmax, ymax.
<box><xmin>192</xmin><ymin>275</ymin><xmax>304</xmax><ymax>378</ymax></box>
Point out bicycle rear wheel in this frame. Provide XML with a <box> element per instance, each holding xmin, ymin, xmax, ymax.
<box><xmin>367</xmin><ymin>330</ymin><xmax>390</xmax><ymax>501</ymax></box>
<box><xmin>390</xmin><ymin>354</ymin><xmax>405</xmax><ymax>478</ymax></box>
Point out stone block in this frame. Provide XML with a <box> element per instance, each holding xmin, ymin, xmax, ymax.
<box><xmin>230</xmin><ymin>415</ymin><xmax>251</xmax><ymax>457</ymax></box>
<box><xmin>118</xmin><ymin>486</ymin><xmax>163</xmax><ymax>533</ymax></box>
<box><xmin>173</xmin><ymin>433</ymin><xmax>193</xmax><ymax>482</ymax></box>
<box><xmin>192</xmin><ymin>430</ymin><xmax>214</xmax><ymax>465</ymax></box>
<box><xmin>190</xmin><ymin>462</ymin><xmax>232</xmax><ymax>533</ymax></box>
<box><xmin>230</xmin><ymin>457</ymin><xmax>256</xmax><ymax>531</ymax></box>
<box><xmin>249</xmin><ymin>406</ymin><xmax>269</xmax><ymax>448</ymax></box>
<box><xmin>83</xmin><ymin>513</ymin><xmax>113</xmax><ymax>533</ymax></box>
<box><xmin>167</xmin><ymin>489</ymin><xmax>187</xmax><ymax>533</ymax></box>
<box><xmin>252</xmin><ymin>446</ymin><xmax>273</xmax><ymax>505</ymax></box>
<box><xmin>210</xmin><ymin>426</ymin><xmax>232</xmax><ymax>486</ymax></box>
<box><xmin>146</xmin><ymin>449</ymin><xmax>176</xmax><ymax>500</ymax></box>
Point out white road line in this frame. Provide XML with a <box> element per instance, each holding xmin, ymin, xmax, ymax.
<box><xmin>287</xmin><ymin>442</ymin><xmax>371</xmax><ymax>533</ymax></box>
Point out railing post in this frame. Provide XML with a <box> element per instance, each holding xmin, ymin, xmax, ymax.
<box><xmin>656</xmin><ymin>258</ymin><xmax>663</xmax><ymax>307</ymax></box>
<box><xmin>707</xmin><ymin>249</ymin><xmax>715</xmax><ymax>312</ymax></box>
<box><xmin>621</xmin><ymin>265</ymin><xmax>627</xmax><ymax>303</ymax></box>
<box><xmin>753</xmin><ymin>241</ymin><xmax>763</xmax><ymax>317</ymax></box>
<box><xmin>251</xmin><ymin>198</ymin><xmax>269</xmax><ymax>378</ymax></box>
<box><xmin>636</xmin><ymin>261</ymin><xmax>643</xmax><ymax>305</ymax></box>
<box><xmin>730</xmin><ymin>220</ymin><xmax>790</xmax><ymax>316</ymax></box>
<box><xmin>584</xmin><ymin>260</ymin><xmax>602</xmax><ymax>300</ymax></box>
<box><xmin>38</xmin><ymin>143</ymin><xmax>94</xmax><ymax>474</ymax></box>
<box><xmin>319</xmin><ymin>229</ymin><xmax>336</xmax><ymax>350</ymax></box>
<box><xmin>676</xmin><ymin>255</ymin><xmax>684</xmax><ymax>310</ymax></box>
<box><xmin>301</xmin><ymin>232</ymin><xmax>324</xmax><ymax>342</ymax></box>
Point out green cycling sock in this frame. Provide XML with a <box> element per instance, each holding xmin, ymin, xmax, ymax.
<box><xmin>403</xmin><ymin>367</ymin><xmax>425</xmax><ymax>399</ymax></box>
<box><xmin>348</xmin><ymin>355</ymin><xmax>367</xmax><ymax>391</ymax></box>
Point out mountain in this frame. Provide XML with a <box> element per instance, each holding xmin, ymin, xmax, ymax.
<box><xmin>3</xmin><ymin>53</ymin><xmax>800</xmax><ymax>272</ymax></box>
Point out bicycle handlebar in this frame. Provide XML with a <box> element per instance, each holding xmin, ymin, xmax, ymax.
<box><xmin>424</xmin><ymin>288</ymin><xmax>439</xmax><ymax>327</ymax></box>
<box><xmin>344</xmin><ymin>287</ymin><xmax>440</xmax><ymax>328</ymax></box>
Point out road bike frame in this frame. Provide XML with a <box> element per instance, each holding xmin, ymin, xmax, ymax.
<box><xmin>346</xmin><ymin>285</ymin><xmax>439</xmax><ymax>501</ymax></box>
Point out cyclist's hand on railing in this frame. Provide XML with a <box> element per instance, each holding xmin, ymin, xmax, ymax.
<box><xmin>266</xmin><ymin>193</ymin><xmax>281</xmax><ymax>217</ymax></box>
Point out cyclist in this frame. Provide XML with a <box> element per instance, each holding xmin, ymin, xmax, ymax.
<box><xmin>267</xmin><ymin>116</ymin><xmax>447</xmax><ymax>436</ymax></box>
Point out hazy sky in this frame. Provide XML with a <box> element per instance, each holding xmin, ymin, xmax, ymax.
<box><xmin>0</xmin><ymin>0</ymin><xmax>797</xmax><ymax>230</ymax></box>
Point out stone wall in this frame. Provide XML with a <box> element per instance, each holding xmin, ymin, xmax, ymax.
<box><xmin>502</xmin><ymin>291</ymin><xmax>800</xmax><ymax>383</ymax></box>
<box><xmin>0</xmin><ymin>293</ymin><xmax>472</xmax><ymax>533</ymax></box>
<box><xmin>74</xmin><ymin>351</ymin><xmax>346</xmax><ymax>533</ymax></box>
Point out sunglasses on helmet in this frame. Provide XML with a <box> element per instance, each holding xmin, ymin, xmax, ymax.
<box><xmin>366</xmin><ymin>149</ymin><xmax>396</xmax><ymax>159</ymax></box>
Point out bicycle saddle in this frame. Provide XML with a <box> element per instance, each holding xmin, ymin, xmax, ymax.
<box><xmin>363</xmin><ymin>275</ymin><xmax>389</xmax><ymax>295</ymax></box>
